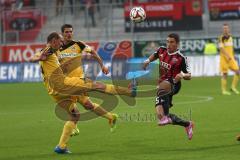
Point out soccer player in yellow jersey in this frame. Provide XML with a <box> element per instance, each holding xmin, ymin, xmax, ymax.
<box><xmin>30</xmin><ymin>32</ymin><xmax>137</xmax><ymax>154</ymax></box>
<box><xmin>57</xmin><ymin>24</ymin><xmax>120</xmax><ymax>132</ymax></box>
<box><xmin>218</xmin><ymin>23</ymin><xmax>240</xmax><ymax>95</ymax></box>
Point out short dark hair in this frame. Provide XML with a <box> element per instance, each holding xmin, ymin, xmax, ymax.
<box><xmin>223</xmin><ymin>23</ymin><xmax>229</xmax><ymax>26</ymax></box>
<box><xmin>47</xmin><ymin>32</ymin><xmax>60</xmax><ymax>43</ymax></box>
<box><xmin>168</xmin><ymin>33</ymin><xmax>180</xmax><ymax>44</ymax></box>
<box><xmin>61</xmin><ymin>24</ymin><xmax>73</xmax><ymax>33</ymax></box>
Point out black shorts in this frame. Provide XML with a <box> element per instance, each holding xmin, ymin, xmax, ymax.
<box><xmin>155</xmin><ymin>79</ymin><xmax>181</xmax><ymax>107</ymax></box>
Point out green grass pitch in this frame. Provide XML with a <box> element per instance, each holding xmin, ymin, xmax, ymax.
<box><xmin>0</xmin><ymin>77</ymin><xmax>240</xmax><ymax>160</ymax></box>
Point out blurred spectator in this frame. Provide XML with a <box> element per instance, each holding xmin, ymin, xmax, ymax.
<box><xmin>68</xmin><ymin>0</ymin><xmax>73</xmax><ymax>15</ymax></box>
<box><xmin>12</xmin><ymin>0</ymin><xmax>24</xmax><ymax>10</ymax></box>
<box><xmin>0</xmin><ymin>20</ymin><xmax>3</xmax><ymax>42</ymax></box>
<box><xmin>29</xmin><ymin>0</ymin><xmax>35</xmax><ymax>7</ymax></box>
<box><xmin>56</xmin><ymin>0</ymin><xmax>64</xmax><ymax>16</ymax></box>
<box><xmin>203</xmin><ymin>39</ymin><xmax>217</xmax><ymax>55</ymax></box>
<box><xmin>109</xmin><ymin>0</ymin><xmax>125</xmax><ymax>4</ymax></box>
<box><xmin>79</xmin><ymin>0</ymin><xmax>85</xmax><ymax>10</ymax></box>
<box><xmin>0</xmin><ymin>0</ymin><xmax>14</xmax><ymax>10</ymax></box>
<box><xmin>17</xmin><ymin>0</ymin><xmax>23</xmax><ymax>10</ymax></box>
<box><xmin>95</xmin><ymin>0</ymin><xmax>100</xmax><ymax>12</ymax></box>
<box><xmin>84</xmin><ymin>0</ymin><xmax>96</xmax><ymax>27</ymax></box>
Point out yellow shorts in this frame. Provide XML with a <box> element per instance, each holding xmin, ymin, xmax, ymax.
<box><xmin>51</xmin><ymin>92</ymin><xmax>90</xmax><ymax>104</ymax></box>
<box><xmin>51</xmin><ymin>92</ymin><xmax>90</xmax><ymax>112</ymax></box>
<box><xmin>51</xmin><ymin>77</ymin><xmax>94</xmax><ymax>96</ymax></box>
<box><xmin>220</xmin><ymin>58</ymin><xmax>239</xmax><ymax>73</ymax></box>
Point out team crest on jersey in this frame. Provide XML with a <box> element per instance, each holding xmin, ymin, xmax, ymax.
<box><xmin>171</xmin><ymin>58</ymin><xmax>178</xmax><ymax>64</ymax></box>
<box><xmin>71</xmin><ymin>46</ymin><xmax>76</xmax><ymax>51</ymax></box>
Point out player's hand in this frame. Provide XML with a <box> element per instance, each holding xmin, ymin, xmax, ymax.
<box><xmin>143</xmin><ymin>61</ymin><xmax>150</xmax><ymax>70</ymax></box>
<box><xmin>174</xmin><ymin>73</ymin><xmax>184</xmax><ymax>83</ymax></box>
<box><xmin>39</xmin><ymin>53</ymin><xmax>47</xmax><ymax>61</ymax></box>
<box><xmin>28</xmin><ymin>58</ymin><xmax>35</xmax><ymax>63</ymax></box>
<box><xmin>102</xmin><ymin>66</ymin><xmax>109</xmax><ymax>75</ymax></box>
<box><xmin>29</xmin><ymin>53</ymin><xmax>47</xmax><ymax>62</ymax></box>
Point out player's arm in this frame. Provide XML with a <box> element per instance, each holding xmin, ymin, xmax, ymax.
<box><xmin>90</xmin><ymin>49</ymin><xmax>109</xmax><ymax>75</ymax></box>
<box><xmin>143</xmin><ymin>51</ymin><xmax>158</xmax><ymax>70</ymax></box>
<box><xmin>175</xmin><ymin>57</ymin><xmax>191</xmax><ymax>83</ymax></box>
<box><xmin>77</xmin><ymin>41</ymin><xmax>109</xmax><ymax>74</ymax></box>
<box><xmin>29</xmin><ymin>52</ymin><xmax>42</xmax><ymax>62</ymax></box>
<box><xmin>29</xmin><ymin>45</ymin><xmax>50</xmax><ymax>62</ymax></box>
<box><xmin>218</xmin><ymin>37</ymin><xmax>231</xmax><ymax>61</ymax></box>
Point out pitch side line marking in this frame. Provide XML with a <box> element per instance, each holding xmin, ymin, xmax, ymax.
<box><xmin>0</xmin><ymin>95</ymin><xmax>213</xmax><ymax>115</ymax></box>
<box><xmin>135</xmin><ymin>95</ymin><xmax>214</xmax><ymax>105</ymax></box>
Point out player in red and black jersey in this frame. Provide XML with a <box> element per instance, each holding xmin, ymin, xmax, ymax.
<box><xmin>143</xmin><ymin>33</ymin><xmax>194</xmax><ymax>140</ymax></box>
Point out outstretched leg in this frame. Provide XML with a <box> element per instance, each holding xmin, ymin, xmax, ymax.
<box><xmin>92</xmin><ymin>78</ymin><xmax>137</xmax><ymax>97</ymax></box>
<box><xmin>78</xmin><ymin>94</ymin><xmax>118</xmax><ymax>132</ymax></box>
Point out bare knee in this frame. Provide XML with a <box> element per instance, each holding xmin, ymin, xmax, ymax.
<box><xmin>82</xmin><ymin>100</ymin><xmax>95</xmax><ymax>110</ymax></box>
<box><xmin>157</xmin><ymin>81</ymin><xmax>172</xmax><ymax>95</ymax></box>
<box><xmin>70</xmin><ymin>107</ymin><xmax>80</xmax><ymax>122</ymax></box>
<box><xmin>92</xmin><ymin>82</ymin><xmax>106</xmax><ymax>91</ymax></box>
<box><xmin>222</xmin><ymin>73</ymin><xmax>228</xmax><ymax>79</ymax></box>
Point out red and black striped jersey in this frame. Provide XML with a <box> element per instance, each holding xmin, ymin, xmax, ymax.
<box><xmin>153</xmin><ymin>46</ymin><xmax>190</xmax><ymax>81</ymax></box>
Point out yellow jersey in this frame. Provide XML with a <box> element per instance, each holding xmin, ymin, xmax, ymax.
<box><xmin>38</xmin><ymin>49</ymin><xmax>65</xmax><ymax>95</ymax></box>
<box><xmin>218</xmin><ymin>35</ymin><xmax>234</xmax><ymax>59</ymax></box>
<box><xmin>57</xmin><ymin>40</ymin><xmax>92</xmax><ymax>78</ymax></box>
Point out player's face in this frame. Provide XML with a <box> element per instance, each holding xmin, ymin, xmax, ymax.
<box><xmin>51</xmin><ymin>37</ymin><xmax>62</xmax><ymax>49</ymax></box>
<box><xmin>63</xmin><ymin>27</ymin><xmax>73</xmax><ymax>42</ymax></box>
<box><xmin>222</xmin><ymin>25</ymin><xmax>230</xmax><ymax>35</ymax></box>
<box><xmin>166</xmin><ymin>37</ymin><xmax>178</xmax><ymax>53</ymax></box>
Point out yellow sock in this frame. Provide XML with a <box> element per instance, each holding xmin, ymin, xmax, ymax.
<box><xmin>58</xmin><ymin>121</ymin><xmax>76</xmax><ymax>149</ymax></box>
<box><xmin>221</xmin><ymin>78</ymin><xmax>227</xmax><ymax>92</ymax></box>
<box><xmin>92</xmin><ymin>103</ymin><xmax>113</xmax><ymax>120</ymax></box>
<box><xmin>231</xmin><ymin>75</ymin><xmax>239</xmax><ymax>89</ymax></box>
<box><xmin>105</xmin><ymin>84</ymin><xmax>130</xmax><ymax>96</ymax></box>
<box><xmin>103</xmin><ymin>112</ymin><xmax>114</xmax><ymax>120</ymax></box>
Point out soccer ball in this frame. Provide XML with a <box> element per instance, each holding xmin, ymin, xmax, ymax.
<box><xmin>130</xmin><ymin>7</ymin><xmax>146</xmax><ymax>23</ymax></box>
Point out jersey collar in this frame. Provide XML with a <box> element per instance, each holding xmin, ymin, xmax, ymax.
<box><xmin>167</xmin><ymin>49</ymin><xmax>179</xmax><ymax>55</ymax></box>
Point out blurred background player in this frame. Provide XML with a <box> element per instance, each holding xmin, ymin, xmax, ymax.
<box><xmin>143</xmin><ymin>33</ymin><xmax>194</xmax><ymax>140</ymax></box>
<box><xmin>218</xmin><ymin>23</ymin><xmax>240</xmax><ymax>95</ymax></box>
<box><xmin>30</xmin><ymin>32</ymin><xmax>137</xmax><ymax>154</ymax></box>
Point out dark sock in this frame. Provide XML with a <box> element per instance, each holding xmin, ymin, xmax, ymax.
<box><xmin>168</xmin><ymin>113</ymin><xmax>190</xmax><ymax>127</ymax></box>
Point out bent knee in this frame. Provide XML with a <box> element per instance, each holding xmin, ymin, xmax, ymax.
<box><xmin>92</xmin><ymin>82</ymin><xmax>106</xmax><ymax>90</ymax></box>
<box><xmin>83</xmin><ymin>101</ymin><xmax>95</xmax><ymax>110</ymax></box>
<box><xmin>70</xmin><ymin>108</ymin><xmax>80</xmax><ymax>121</ymax></box>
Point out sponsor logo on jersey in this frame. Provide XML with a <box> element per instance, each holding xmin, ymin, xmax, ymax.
<box><xmin>58</xmin><ymin>53</ymin><xmax>78</xmax><ymax>59</ymax></box>
<box><xmin>160</xmin><ymin>61</ymin><xmax>171</xmax><ymax>70</ymax></box>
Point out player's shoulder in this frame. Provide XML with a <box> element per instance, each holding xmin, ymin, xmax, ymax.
<box><xmin>60</xmin><ymin>40</ymin><xmax>75</xmax><ymax>51</ymax></box>
<box><xmin>218</xmin><ymin>34</ymin><xmax>224</xmax><ymax>42</ymax></box>
<box><xmin>176</xmin><ymin>49</ymin><xmax>186</xmax><ymax>58</ymax></box>
<box><xmin>159</xmin><ymin>46</ymin><xmax>167</xmax><ymax>50</ymax></box>
<box><xmin>156</xmin><ymin>46</ymin><xmax>167</xmax><ymax>53</ymax></box>
<box><xmin>73</xmin><ymin>40</ymin><xmax>87</xmax><ymax>49</ymax></box>
<box><xmin>218</xmin><ymin>34</ymin><xmax>223</xmax><ymax>39</ymax></box>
